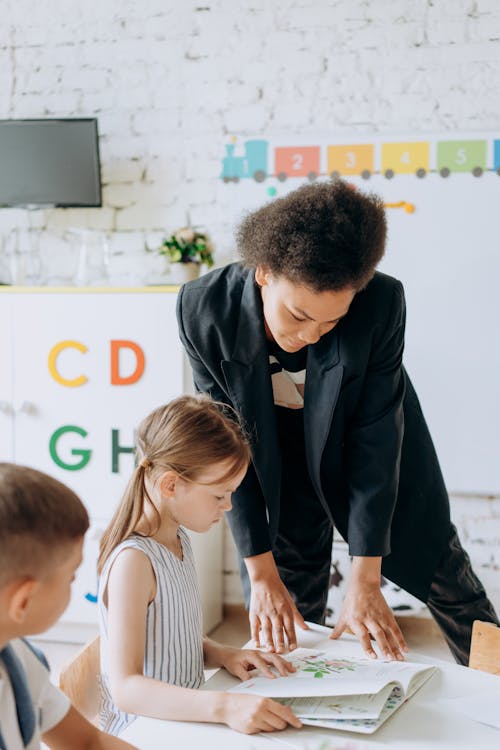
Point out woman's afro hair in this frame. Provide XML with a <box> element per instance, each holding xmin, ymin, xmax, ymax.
<box><xmin>237</xmin><ymin>179</ymin><xmax>387</xmax><ymax>291</ymax></box>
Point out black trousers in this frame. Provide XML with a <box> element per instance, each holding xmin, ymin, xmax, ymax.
<box><xmin>240</xmin><ymin>523</ymin><xmax>499</xmax><ymax>666</ymax></box>
<box><xmin>426</xmin><ymin>524</ymin><xmax>499</xmax><ymax>665</ymax></box>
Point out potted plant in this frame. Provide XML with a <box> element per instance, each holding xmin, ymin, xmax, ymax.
<box><xmin>159</xmin><ymin>226</ymin><xmax>215</xmax><ymax>283</ymax></box>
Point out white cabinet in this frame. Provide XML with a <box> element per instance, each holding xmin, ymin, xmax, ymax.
<box><xmin>0</xmin><ymin>288</ymin><xmax>223</xmax><ymax>637</ymax></box>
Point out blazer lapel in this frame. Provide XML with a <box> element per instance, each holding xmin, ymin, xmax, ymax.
<box><xmin>304</xmin><ymin>329</ymin><xmax>344</xmax><ymax>517</ymax></box>
<box><xmin>221</xmin><ymin>272</ymin><xmax>282</xmax><ymax>537</ymax></box>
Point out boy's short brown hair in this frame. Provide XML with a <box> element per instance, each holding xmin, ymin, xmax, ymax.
<box><xmin>0</xmin><ymin>463</ymin><xmax>89</xmax><ymax>587</ymax></box>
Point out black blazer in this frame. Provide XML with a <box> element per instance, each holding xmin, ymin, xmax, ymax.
<box><xmin>177</xmin><ymin>263</ymin><xmax>451</xmax><ymax>602</ymax></box>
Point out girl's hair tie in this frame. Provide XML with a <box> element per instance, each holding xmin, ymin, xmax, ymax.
<box><xmin>139</xmin><ymin>457</ymin><xmax>152</xmax><ymax>470</ymax></box>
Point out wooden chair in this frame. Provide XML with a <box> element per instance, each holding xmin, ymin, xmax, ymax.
<box><xmin>469</xmin><ymin>620</ymin><xmax>500</xmax><ymax>675</ymax></box>
<box><xmin>59</xmin><ymin>635</ymin><xmax>101</xmax><ymax>724</ymax></box>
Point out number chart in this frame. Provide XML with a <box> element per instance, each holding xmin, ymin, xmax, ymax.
<box><xmin>217</xmin><ymin>132</ymin><xmax>500</xmax><ymax>495</ymax></box>
<box><xmin>219</xmin><ymin>134</ymin><xmax>499</xmax><ymax>183</ymax></box>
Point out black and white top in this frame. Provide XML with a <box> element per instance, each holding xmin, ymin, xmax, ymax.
<box><xmin>269</xmin><ymin>345</ymin><xmax>306</xmax><ymax>410</ymax></box>
<box><xmin>268</xmin><ymin>344</ymin><xmax>330</xmax><ymax>548</ymax></box>
<box><xmin>98</xmin><ymin>529</ymin><xmax>204</xmax><ymax>735</ymax></box>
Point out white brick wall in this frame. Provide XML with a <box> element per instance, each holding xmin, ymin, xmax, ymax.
<box><xmin>1</xmin><ymin>0</ymin><xmax>500</xmax><ymax>264</ymax></box>
<box><xmin>2</xmin><ymin>0</ymin><xmax>500</xmax><ymax>612</ymax></box>
<box><xmin>450</xmin><ymin>494</ymin><xmax>500</xmax><ymax>613</ymax></box>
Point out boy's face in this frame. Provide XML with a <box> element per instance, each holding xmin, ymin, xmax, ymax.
<box><xmin>20</xmin><ymin>537</ymin><xmax>84</xmax><ymax>635</ymax></box>
<box><xmin>255</xmin><ymin>266</ymin><xmax>356</xmax><ymax>353</ymax></box>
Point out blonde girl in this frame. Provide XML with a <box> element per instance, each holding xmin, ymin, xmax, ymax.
<box><xmin>97</xmin><ymin>395</ymin><xmax>300</xmax><ymax>736</ymax></box>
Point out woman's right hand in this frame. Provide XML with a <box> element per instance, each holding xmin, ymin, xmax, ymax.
<box><xmin>245</xmin><ymin>552</ymin><xmax>308</xmax><ymax>653</ymax></box>
<box><xmin>221</xmin><ymin>693</ymin><xmax>302</xmax><ymax>734</ymax></box>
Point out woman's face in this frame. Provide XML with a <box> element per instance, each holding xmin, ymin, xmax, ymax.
<box><xmin>255</xmin><ymin>266</ymin><xmax>356</xmax><ymax>353</ymax></box>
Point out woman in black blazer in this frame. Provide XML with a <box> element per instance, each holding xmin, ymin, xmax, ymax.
<box><xmin>177</xmin><ymin>181</ymin><xmax>498</xmax><ymax>665</ymax></box>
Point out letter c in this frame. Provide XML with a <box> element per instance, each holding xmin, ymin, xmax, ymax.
<box><xmin>48</xmin><ymin>340</ymin><xmax>88</xmax><ymax>387</ymax></box>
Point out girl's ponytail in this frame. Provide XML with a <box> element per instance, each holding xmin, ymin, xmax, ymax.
<box><xmin>97</xmin><ymin>462</ymin><xmax>160</xmax><ymax>575</ymax></box>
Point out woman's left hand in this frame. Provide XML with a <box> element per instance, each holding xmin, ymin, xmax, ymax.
<box><xmin>330</xmin><ymin>579</ymin><xmax>408</xmax><ymax>661</ymax></box>
<box><xmin>221</xmin><ymin>647</ymin><xmax>296</xmax><ymax>681</ymax></box>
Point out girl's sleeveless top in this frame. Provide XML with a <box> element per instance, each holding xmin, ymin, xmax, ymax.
<box><xmin>98</xmin><ymin>529</ymin><xmax>204</xmax><ymax>735</ymax></box>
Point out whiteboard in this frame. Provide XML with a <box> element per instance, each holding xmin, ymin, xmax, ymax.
<box><xmin>216</xmin><ymin>133</ymin><xmax>500</xmax><ymax>494</ymax></box>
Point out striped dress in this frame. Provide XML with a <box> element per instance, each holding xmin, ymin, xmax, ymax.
<box><xmin>98</xmin><ymin>529</ymin><xmax>204</xmax><ymax>735</ymax></box>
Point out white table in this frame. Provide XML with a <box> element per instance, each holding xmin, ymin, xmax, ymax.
<box><xmin>121</xmin><ymin>628</ymin><xmax>500</xmax><ymax>749</ymax></box>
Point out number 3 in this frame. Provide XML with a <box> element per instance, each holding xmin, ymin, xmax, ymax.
<box><xmin>346</xmin><ymin>151</ymin><xmax>356</xmax><ymax>168</ymax></box>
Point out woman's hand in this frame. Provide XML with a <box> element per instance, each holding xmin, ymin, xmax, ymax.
<box><xmin>245</xmin><ymin>552</ymin><xmax>308</xmax><ymax>653</ymax></box>
<box><xmin>219</xmin><ymin>693</ymin><xmax>302</xmax><ymax>734</ymax></box>
<box><xmin>330</xmin><ymin>557</ymin><xmax>408</xmax><ymax>660</ymax></box>
<box><xmin>250</xmin><ymin>578</ymin><xmax>306</xmax><ymax>653</ymax></box>
<box><xmin>220</xmin><ymin>646</ymin><xmax>296</xmax><ymax>681</ymax></box>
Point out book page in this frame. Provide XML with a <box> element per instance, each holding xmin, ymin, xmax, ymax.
<box><xmin>301</xmin><ymin>685</ymin><xmax>406</xmax><ymax>734</ymax></box>
<box><xmin>301</xmin><ymin>665</ymin><xmax>436</xmax><ymax>735</ymax></box>
<box><xmin>229</xmin><ymin>648</ymin><xmax>436</xmax><ymax>699</ymax></box>
<box><xmin>277</xmin><ymin>682</ymin><xmax>395</xmax><ymax>720</ymax></box>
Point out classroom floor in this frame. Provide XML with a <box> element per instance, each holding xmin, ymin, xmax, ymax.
<box><xmin>35</xmin><ymin>606</ymin><xmax>454</xmax><ymax>687</ymax></box>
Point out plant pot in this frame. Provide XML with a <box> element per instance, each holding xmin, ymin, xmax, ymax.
<box><xmin>168</xmin><ymin>262</ymin><xmax>200</xmax><ymax>284</ymax></box>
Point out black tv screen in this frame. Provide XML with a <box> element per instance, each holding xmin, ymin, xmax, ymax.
<box><xmin>0</xmin><ymin>118</ymin><xmax>102</xmax><ymax>207</ymax></box>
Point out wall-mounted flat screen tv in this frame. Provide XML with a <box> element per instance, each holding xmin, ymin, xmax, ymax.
<box><xmin>0</xmin><ymin>118</ymin><xmax>102</xmax><ymax>208</ymax></box>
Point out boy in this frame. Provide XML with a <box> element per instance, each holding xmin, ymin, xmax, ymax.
<box><xmin>177</xmin><ymin>180</ymin><xmax>498</xmax><ymax>666</ymax></box>
<box><xmin>0</xmin><ymin>462</ymin><xmax>136</xmax><ymax>750</ymax></box>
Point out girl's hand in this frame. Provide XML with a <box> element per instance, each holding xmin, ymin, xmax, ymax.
<box><xmin>220</xmin><ymin>646</ymin><xmax>296</xmax><ymax>681</ymax></box>
<box><xmin>220</xmin><ymin>693</ymin><xmax>302</xmax><ymax>734</ymax></box>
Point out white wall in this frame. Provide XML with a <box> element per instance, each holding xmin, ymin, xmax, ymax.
<box><xmin>2</xmin><ymin>0</ymin><xmax>500</xmax><ymax>611</ymax></box>
<box><xmin>2</xmin><ymin>0</ymin><xmax>500</xmax><ymax>266</ymax></box>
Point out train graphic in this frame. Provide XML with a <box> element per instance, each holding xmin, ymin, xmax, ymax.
<box><xmin>221</xmin><ymin>138</ymin><xmax>500</xmax><ymax>182</ymax></box>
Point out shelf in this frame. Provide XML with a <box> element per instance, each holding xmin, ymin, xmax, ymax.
<box><xmin>0</xmin><ymin>285</ymin><xmax>181</xmax><ymax>294</ymax></box>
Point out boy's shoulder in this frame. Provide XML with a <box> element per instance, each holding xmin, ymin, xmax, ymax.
<box><xmin>1</xmin><ymin>638</ymin><xmax>70</xmax><ymax>748</ymax></box>
<box><xmin>2</xmin><ymin>638</ymin><xmax>48</xmax><ymax>678</ymax></box>
<box><xmin>19</xmin><ymin>637</ymin><xmax>50</xmax><ymax>670</ymax></box>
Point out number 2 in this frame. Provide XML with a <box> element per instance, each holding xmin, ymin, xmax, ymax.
<box><xmin>292</xmin><ymin>153</ymin><xmax>303</xmax><ymax>170</ymax></box>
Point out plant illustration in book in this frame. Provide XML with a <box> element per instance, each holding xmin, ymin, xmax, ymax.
<box><xmin>293</xmin><ymin>654</ymin><xmax>358</xmax><ymax>678</ymax></box>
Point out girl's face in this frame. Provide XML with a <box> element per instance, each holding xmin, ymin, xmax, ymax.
<box><xmin>166</xmin><ymin>459</ymin><xmax>247</xmax><ymax>533</ymax></box>
<box><xmin>255</xmin><ymin>266</ymin><xmax>356</xmax><ymax>353</ymax></box>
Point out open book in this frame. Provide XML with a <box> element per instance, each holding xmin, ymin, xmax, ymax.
<box><xmin>228</xmin><ymin>647</ymin><xmax>437</xmax><ymax>734</ymax></box>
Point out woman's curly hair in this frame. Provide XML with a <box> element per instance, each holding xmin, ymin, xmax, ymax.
<box><xmin>237</xmin><ymin>180</ymin><xmax>386</xmax><ymax>291</ymax></box>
